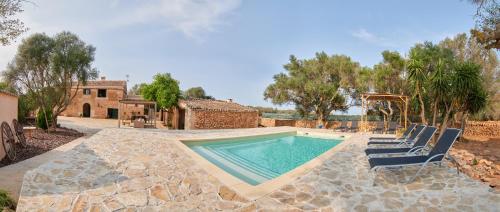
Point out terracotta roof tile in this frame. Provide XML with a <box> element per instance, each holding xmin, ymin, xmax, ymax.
<box><xmin>83</xmin><ymin>80</ymin><xmax>126</xmax><ymax>87</ymax></box>
<box><xmin>180</xmin><ymin>99</ymin><xmax>257</xmax><ymax>112</ymax></box>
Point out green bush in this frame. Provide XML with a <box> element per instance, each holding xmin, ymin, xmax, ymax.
<box><xmin>0</xmin><ymin>189</ymin><xmax>16</xmax><ymax>210</ymax></box>
<box><xmin>17</xmin><ymin>94</ymin><xmax>36</xmax><ymax>123</ymax></box>
<box><xmin>36</xmin><ymin>107</ymin><xmax>52</xmax><ymax>130</ymax></box>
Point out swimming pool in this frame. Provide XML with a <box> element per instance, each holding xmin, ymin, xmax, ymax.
<box><xmin>184</xmin><ymin>133</ymin><xmax>343</xmax><ymax>185</ymax></box>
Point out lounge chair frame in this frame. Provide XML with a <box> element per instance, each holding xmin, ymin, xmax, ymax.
<box><xmin>370</xmin><ymin>128</ymin><xmax>461</xmax><ymax>184</ymax></box>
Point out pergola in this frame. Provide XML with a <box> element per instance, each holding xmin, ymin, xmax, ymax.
<box><xmin>118</xmin><ymin>97</ymin><xmax>157</xmax><ymax>128</ymax></box>
<box><xmin>360</xmin><ymin>93</ymin><xmax>409</xmax><ymax>131</ymax></box>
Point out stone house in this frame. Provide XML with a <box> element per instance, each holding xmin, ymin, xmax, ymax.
<box><xmin>61</xmin><ymin>78</ymin><xmax>143</xmax><ymax>119</ymax></box>
<box><xmin>0</xmin><ymin>90</ymin><xmax>18</xmax><ymax>160</ymax></box>
<box><xmin>167</xmin><ymin>99</ymin><xmax>259</xmax><ymax>130</ymax></box>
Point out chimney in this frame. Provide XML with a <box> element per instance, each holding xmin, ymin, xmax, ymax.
<box><xmin>226</xmin><ymin>98</ymin><xmax>233</xmax><ymax>103</ymax></box>
<box><xmin>100</xmin><ymin>76</ymin><xmax>106</xmax><ymax>80</ymax></box>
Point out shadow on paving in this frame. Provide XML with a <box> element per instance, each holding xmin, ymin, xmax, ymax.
<box><xmin>18</xmin><ymin>142</ymin><xmax>128</xmax><ymax>198</ymax></box>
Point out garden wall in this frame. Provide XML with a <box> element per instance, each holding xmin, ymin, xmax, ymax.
<box><xmin>463</xmin><ymin>121</ymin><xmax>500</xmax><ymax>138</ymax></box>
<box><xmin>0</xmin><ymin>91</ymin><xmax>18</xmax><ymax>160</ymax></box>
<box><xmin>189</xmin><ymin>110</ymin><xmax>259</xmax><ymax>130</ymax></box>
<box><xmin>260</xmin><ymin>118</ymin><xmax>380</xmax><ymax>130</ymax></box>
<box><xmin>261</xmin><ymin>118</ymin><xmax>500</xmax><ymax>138</ymax></box>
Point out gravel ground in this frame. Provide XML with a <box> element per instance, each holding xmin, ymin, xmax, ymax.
<box><xmin>449</xmin><ymin>136</ymin><xmax>500</xmax><ymax>190</ymax></box>
<box><xmin>0</xmin><ymin>127</ymin><xmax>84</xmax><ymax>168</ymax></box>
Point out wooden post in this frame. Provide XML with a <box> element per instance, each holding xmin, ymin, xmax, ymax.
<box><xmin>154</xmin><ymin>103</ymin><xmax>157</xmax><ymax>128</ymax></box>
<box><xmin>118</xmin><ymin>102</ymin><xmax>121</xmax><ymax>128</ymax></box>
<box><xmin>361</xmin><ymin>95</ymin><xmax>365</xmax><ymax>132</ymax></box>
<box><xmin>405</xmin><ymin>96</ymin><xmax>408</xmax><ymax>129</ymax></box>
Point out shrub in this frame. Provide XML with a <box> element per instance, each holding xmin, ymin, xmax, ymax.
<box><xmin>17</xmin><ymin>94</ymin><xmax>36</xmax><ymax>123</ymax></box>
<box><xmin>36</xmin><ymin>107</ymin><xmax>52</xmax><ymax>130</ymax></box>
<box><xmin>0</xmin><ymin>189</ymin><xmax>16</xmax><ymax>210</ymax></box>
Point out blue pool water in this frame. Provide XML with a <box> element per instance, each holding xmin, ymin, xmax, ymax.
<box><xmin>185</xmin><ymin>133</ymin><xmax>343</xmax><ymax>185</ymax></box>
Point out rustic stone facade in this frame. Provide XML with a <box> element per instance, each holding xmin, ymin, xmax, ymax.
<box><xmin>169</xmin><ymin>99</ymin><xmax>259</xmax><ymax>130</ymax></box>
<box><xmin>62</xmin><ymin>80</ymin><xmax>142</xmax><ymax>119</ymax></box>
<box><xmin>191</xmin><ymin>110</ymin><xmax>259</xmax><ymax>129</ymax></box>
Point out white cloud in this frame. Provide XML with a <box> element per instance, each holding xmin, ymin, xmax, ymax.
<box><xmin>351</xmin><ymin>28</ymin><xmax>396</xmax><ymax>47</ymax></box>
<box><xmin>113</xmin><ymin>0</ymin><xmax>242</xmax><ymax>40</ymax></box>
<box><xmin>352</xmin><ymin>28</ymin><xmax>377</xmax><ymax>43</ymax></box>
<box><xmin>0</xmin><ymin>0</ymin><xmax>242</xmax><ymax>69</ymax></box>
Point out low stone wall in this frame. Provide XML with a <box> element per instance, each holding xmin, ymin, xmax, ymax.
<box><xmin>260</xmin><ymin>118</ymin><xmax>382</xmax><ymax>130</ymax></box>
<box><xmin>463</xmin><ymin>121</ymin><xmax>500</xmax><ymax>138</ymax></box>
<box><xmin>191</xmin><ymin>111</ymin><xmax>259</xmax><ymax>129</ymax></box>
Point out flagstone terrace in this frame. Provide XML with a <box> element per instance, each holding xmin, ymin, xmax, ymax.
<box><xmin>17</xmin><ymin>127</ymin><xmax>499</xmax><ymax>211</ymax></box>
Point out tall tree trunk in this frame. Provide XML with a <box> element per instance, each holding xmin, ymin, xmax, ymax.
<box><xmin>51</xmin><ymin>115</ymin><xmax>58</xmax><ymax>131</ymax></box>
<box><xmin>317</xmin><ymin>113</ymin><xmax>326</xmax><ymax>128</ymax></box>
<box><xmin>459</xmin><ymin>112</ymin><xmax>469</xmax><ymax>141</ymax></box>
<box><xmin>432</xmin><ymin>98</ymin><xmax>438</xmax><ymax>126</ymax></box>
<box><xmin>42</xmin><ymin>107</ymin><xmax>50</xmax><ymax>133</ymax></box>
<box><xmin>438</xmin><ymin>106</ymin><xmax>453</xmax><ymax>140</ymax></box>
<box><xmin>387</xmin><ymin>101</ymin><xmax>394</xmax><ymax>123</ymax></box>
<box><xmin>418</xmin><ymin>93</ymin><xmax>427</xmax><ymax>124</ymax></box>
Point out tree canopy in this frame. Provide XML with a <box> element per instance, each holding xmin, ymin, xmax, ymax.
<box><xmin>0</xmin><ymin>0</ymin><xmax>27</xmax><ymax>45</ymax></box>
<box><xmin>142</xmin><ymin>73</ymin><xmax>180</xmax><ymax>109</ymax></box>
<box><xmin>184</xmin><ymin>86</ymin><xmax>214</xmax><ymax>99</ymax></box>
<box><xmin>3</xmin><ymin>31</ymin><xmax>97</xmax><ymax>129</ymax></box>
<box><xmin>264</xmin><ymin>52</ymin><xmax>360</xmax><ymax>125</ymax></box>
<box><xmin>468</xmin><ymin>0</ymin><xmax>499</xmax><ymax>49</ymax></box>
<box><xmin>439</xmin><ymin>33</ymin><xmax>499</xmax><ymax>119</ymax></box>
<box><xmin>128</xmin><ymin>83</ymin><xmax>148</xmax><ymax>95</ymax></box>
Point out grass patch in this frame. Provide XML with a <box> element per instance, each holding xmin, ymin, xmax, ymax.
<box><xmin>0</xmin><ymin>189</ymin><xmax>16</xmax><ymax>210</ymax></box>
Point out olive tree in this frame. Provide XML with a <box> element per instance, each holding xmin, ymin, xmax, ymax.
<box><xmin>264</xmin><ymin>52</ymin><xmax>359</xmax><ymax>126</ymax></box>
<box><xmin>3</xmin><ymin>32</ymin><xmax>97</xmax><ymax>130</ymax></box>
<box><xmin>184</xmin><ymin>86</ymin><xmax>214</xmax><ymax>99</ymax></box>
<box><xmin>0</xmin><ymin>0</ymin><xmax>27</xmax><ymax>45</ymax></box>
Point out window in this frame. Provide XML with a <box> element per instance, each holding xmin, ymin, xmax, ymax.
<box><xmin>83</xmin><ymin>89</ymin><xmax>91</xmax><ymax>95</ymax></box>
<box><xmin>97</xmin><ymin>89</ymin><xmax>107</xmax><ymax>98</ymax></box>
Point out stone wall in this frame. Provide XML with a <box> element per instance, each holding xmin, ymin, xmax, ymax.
<box><xmin>0</xmin><ymin>92</ymin><xmax>18</xmax><ymax>160</ymax></box>
<box><xmin>260</xmin><ymin>118</ymin><xmax>376</xmax><ymax>129</ymax></box>
<box><xmin>188</xmin><ymin>110</ymin><xmax>259</xmax><ymax>130</ymax></box>
<box><xmin>463</xmin><ymin>121</ymin><xmax>500</xmax><ymax>138</ymax></box>
<box><xmin>62</xmin><ymin>87</ymin><xmax>128</xmax><ymax>119</ymax></box>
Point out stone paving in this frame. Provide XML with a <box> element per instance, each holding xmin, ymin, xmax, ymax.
<box><xmin>17</xmin><ymin>127</ymin><xmax>500</xmax><ymax>211</ymax></box>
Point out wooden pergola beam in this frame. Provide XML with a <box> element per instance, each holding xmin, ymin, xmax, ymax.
<box><xmin>360</xmin><ymin>93</ymin><xmax>409</xmax><ymax>132</ymax></box>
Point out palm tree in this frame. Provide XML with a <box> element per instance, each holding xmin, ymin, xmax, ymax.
<box><xmin>429</xmin><ymin>59</ymin><xmax>451</xmax><ymax>126</ymax></box>
<box><xmin>438</xmin><ymin>61</ymin><xmax>487</xmax><ymax>138</ymax></box>
<box><xmin>407</xmin><ymin>58</ymin><xmax>428</xmax><ymax>124</ymax></box>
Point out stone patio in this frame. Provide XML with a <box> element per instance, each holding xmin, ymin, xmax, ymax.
<box><xmin>17</xmin><ymin>127</ymin><xmax>499</xmax><ymax>211</ymax></box>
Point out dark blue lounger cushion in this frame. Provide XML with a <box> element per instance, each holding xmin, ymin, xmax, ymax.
<box><xmin>365</xmin><ymin>147</ymin><xmax>411</xmax><ymax>155</ymax></box>
<box><xmin>368</xmin><ymin>155</ymin><xmax>444</xmax><ymax>169</ymax></box>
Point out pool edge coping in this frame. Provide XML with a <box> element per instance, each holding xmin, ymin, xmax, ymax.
<box><xmin>173</xmin><ymin>128</ymin><xmax>354</xmax><ymax>201</ymax></box>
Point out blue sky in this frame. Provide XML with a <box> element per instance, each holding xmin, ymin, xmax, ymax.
<box><xmin>0</xmin><ymin>0</ymin><xmax>481</xmax><ymax>112</ymax></box>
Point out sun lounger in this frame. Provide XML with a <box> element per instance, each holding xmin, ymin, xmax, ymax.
<box><xmin>348</xmin><ymin>121</ymin><xmax>359</xmax><ymax>132</ymax></box>
<box><xmin>368</xmin><ymin>124</ymin><xmax>424</xmax><ymax>145</ymax></box>
<box><xmin>372</xmin><ymin>121</ymin><xmax>384</xmax><ymax>134</ymax></box>
<box><xmin>365</xmin><ymin>126</ymin><xmax>437</xmax><ymax>156</ymax></box>
<box><xmin>368</xmin><ymin>128</ymin><xmax>461</xmax><ymax>182</ymax></box>
<box><xmin>369</xmin><ymin>123</ymin><xmax>416</xmax><ymax>141</ymax></box>
<box><xmin>386</xmin><ymin>122</ymin><xmax>398</xmax><ymax>134</ymax></box>
<box><xmin>335</xmin><ymin>121</ymin><xmax>348</xmax><ymax>132</ymax></box>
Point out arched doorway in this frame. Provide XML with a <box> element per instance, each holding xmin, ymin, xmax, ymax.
<box><xmin>82</xmin><ymin>103</ymin><xmax>91</xmax><ymax>117</ymax></box>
